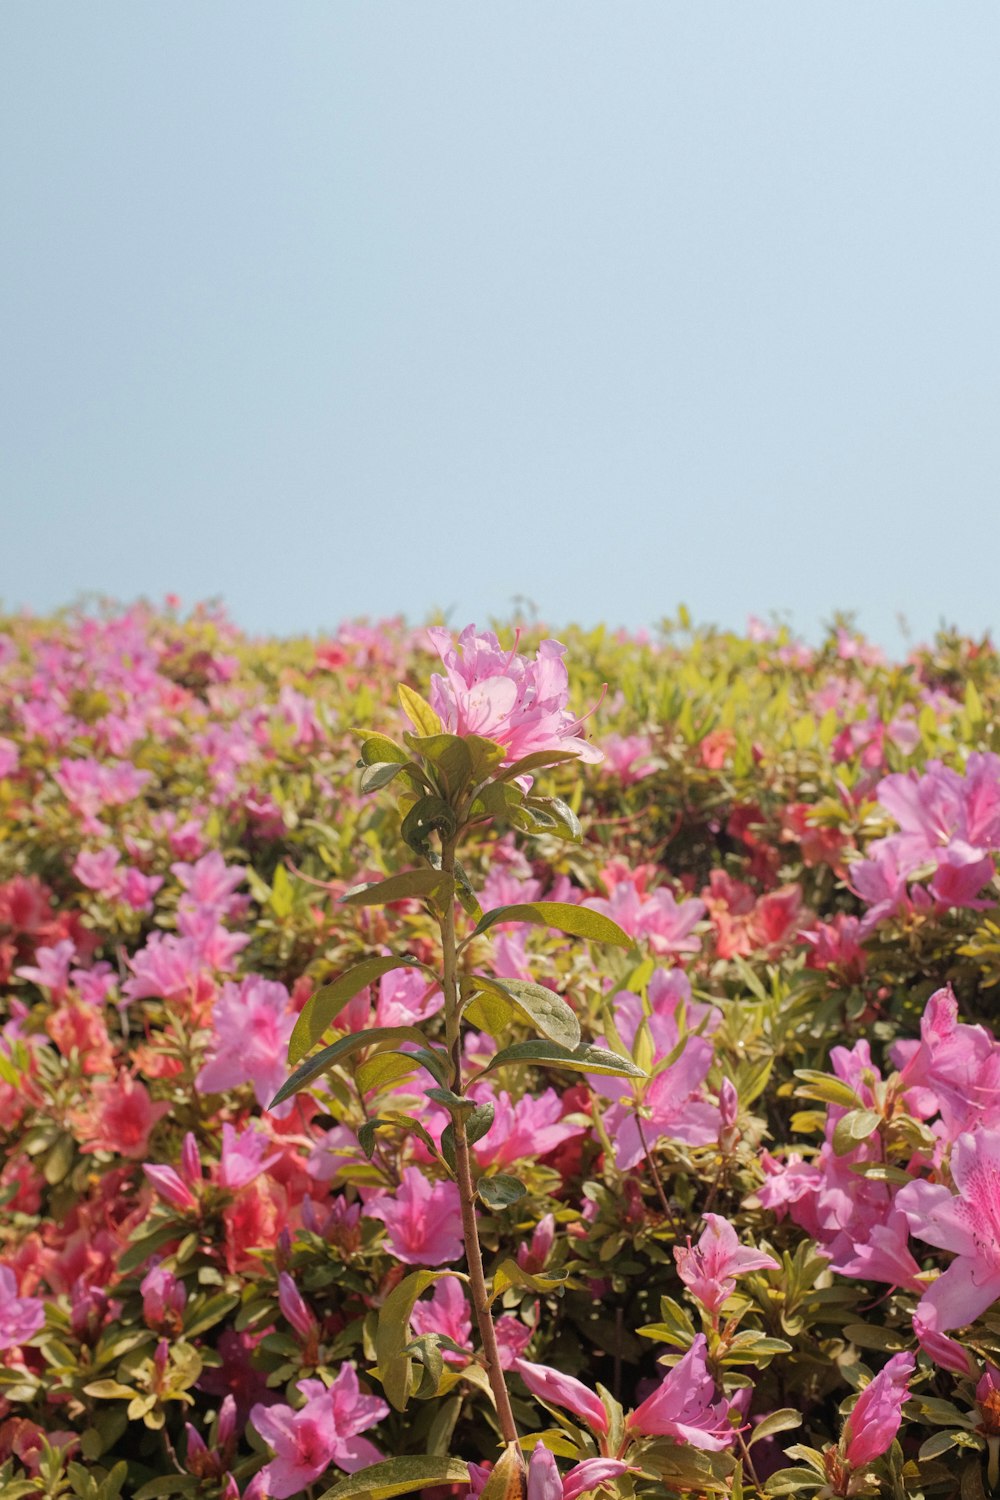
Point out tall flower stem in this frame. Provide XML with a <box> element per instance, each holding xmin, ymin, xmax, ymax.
<box><xmin>439</xmin><ymin>835</ymin><xmax>524</xmax><ymax>1468</ymax></box>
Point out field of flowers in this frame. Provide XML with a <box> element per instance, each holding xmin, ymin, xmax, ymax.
<box><xmin>2</xmin><ymin>601</ymin><xmax>1000</xmax><ymax>1500</ymax></box>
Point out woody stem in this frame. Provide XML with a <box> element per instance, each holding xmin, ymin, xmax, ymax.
<box><xmin>439</xmin><ymin>835</ymin><xmax>523</xmax><ymax>1462</ymax></box>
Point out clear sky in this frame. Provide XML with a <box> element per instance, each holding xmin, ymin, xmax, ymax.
<box><xmin>2</xmin><ymin>4</ymin><xmax>998</xmax><ymax>650</ymax></box>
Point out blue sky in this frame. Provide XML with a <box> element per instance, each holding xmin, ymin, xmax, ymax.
<box><xmin>2</xmin><ymin>4</ymin><xmax>998</xmax><ymax>649</ymax></box>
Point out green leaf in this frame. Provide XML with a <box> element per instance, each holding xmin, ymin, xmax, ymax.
<box><xmin>355</xmin><ymin>1051</ymin><xmax>424</xmax><ymax>1094</ymax></box>
<box><xmin>477</xmin><ymin>1174</ymin><xmax>526</xmax><ymax>1210</ymax></box>
<box><xmin>793</xmin><ymin>1070</ymin><xmax>864</xmax><ymax>1110</ymax></box>
<box><xmin>464</xmin><ymin>975</ymin><xmax>581</xmax><ymax>1050</ymax></box>
<box><xmin>523</xmin><ymin>795</ymin><xmax>582</xmax><ymax>842</ymax></box>
<box><xmin>750</xmin><ymin>1409</ymin><xmax>802</xmax><ymax>1444</ymax></box>
<box><xmin>495</xmin><ymin>749</ymin><xmax>583</xmax><ymax>782</ymax></box>
<box><xmin>359</xmin><ymin>734</ymin><xmax>410</xmax><ymax>766</ymax></box>
<box><xmin>397</xmin><ymin>685</ymin><xmax>444</xmax><ymax>737</ymax></box>
<box><xmin>485</xmin><ymin>1039</ymin><xmax>645</xmax><ymax>1078</ymax></box>
<box><xmin>341</xmin><ymin>870</ymin><xmax>443</xmax><ymax>907</ymax></box>
<box><xmin>400</xmin><ymin>797</ymin><xmax>458</xmax><ymax>855</ymax></box>
<box><xmin>360</xmin><ymin>762</ymin><xmax>411</xmax><ymax>794</ymax></box>
<box><xmin>375</xmin><ymin>1272</ymin><xmax>450</xmax><ymax>1411</ymax></box>
<box><xmin>290</xmin><ymin>958</ymin><xmax>435</xmax><ymax>1065</ymax></box>
<box><xmin>832</xmin><ymin>1108</ymin><xmax>881</xmax><ymax>1156</ymax></box>
<box><xmin>491</xmin><ymin>1258</ymin><xmax>567</xmax><ymax>1299</ymax></box>
<box><xmin>762</xmin><ymin>1471</ymin><xmax>825</xmax><ymax>1496</ymax></box>
<box><xmin>401</xmin><ymin>733</ymin><xmax>472</xmax><ymax>789</ymax></box>
<box><xmin>270</xmin><ymin>1026</ymin><xmax>431</xmax><ymax>1109</ymax></box>
<box><xmin>319</xmin><ymin>1457</ymin><xmax>470</xmax><ymax>1500</ymax></box>
<box><xmin>469</xmin><ymin>902</ymin><xmax>632</xmax><ymax>948</ymax></box>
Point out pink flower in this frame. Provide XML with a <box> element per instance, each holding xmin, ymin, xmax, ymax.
<box><xmin>171</xmin><ymin>851</ymin><xmax>246</xmax><ymax>915</ymax></box>
<box><xmin>278</xmin><ymin>1273</ymin><xmax>318</xmax><ymax>1343</ymax></box>
<box><xmin>250</xmin><ymin>1365</ymin><xmax>388</xmax><ymax>1498</ymax></box>
<box><xmin>841</xmin><ymin>1352</ymin><xmax>914</xmax><ymax>1469</ymax></box>
<box><xmin>217</xmin><ymin>1123</ymin><xmax>281</xmax><ymax>1190</ymax></box>
<box><xmin>626</xmin><ymin>1335</ymin><xmax>736</xmax><ymax>1449</ymax></box>
<box><xmin>419</xmin><ymin>626</ymin><xmax>603</xmax><ymax>766</ymax></box>
<box><xmin>515</xmin><ymin>1358</ymin><xmax>609</xmax><ymax>1435</ymax></box>
<box><xmin>140</xmin><ymin>1261</ymin><xmax>187</xmax><ymax>1330</ymax></box>
<box><xmin>586</xmin><ymin>873</ymin><xmax>704</xmax><ymax>957</ymax></box>
<box><xmin>410</xmin><ymin>1276</ymin><xmax>471</xmax><ymax>1361</ymax></box>
<box><xmin>473</xmin><ymin>1089</ymin><xmax>585</xmax><ymax>1171</ymax></box>
<box><xmin>896</xmin><ymin>1127</ymin><xmax>1000</xmax><ymax>1332</ymax></box>
<box><xmin>197</xmin><ymin>976</ymin><xmax>296</xmax><ymax>1114</ymax></box>
<box><xmin>0</xmin><ymin>1265</ymin><xmax>45</xmax><ymax>1349</ymax></box>
<box><xmin>892</xmin><ymin>986</ymin><xmax>1000</xmax><ymax>1143</ymax></box>
<box><xmin>674</xmin><ymin>1214</ymin><xmax>779</xmax><ymax>1315</ymax></box>
<box><xmin>75</xmin><ymin>1073</ymin><xmax>171</xmax><ymax>1159</ymax></box>
<box><xmin>365</xmin><ymin>1167</ymin><xmax>463</xmax><ymax>1266</ymax></box>
<box><xmin>527</xmin><ymin>1444</ymin><xmax>629</xmax><ymax>1500</ymax></box>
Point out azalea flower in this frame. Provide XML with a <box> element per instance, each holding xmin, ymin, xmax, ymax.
<box><xmin>197</xmin><ymin>976</ymin><xmax>296</xmax><ymax>1114</ymax></box>
<box><xmin>250</xmin><ymin>1365</ymin><xmax>387</xmax><ymax>1498</ymax></box>
<box><xmin>626</xmin><ymin>1335</ymin><xmax>737</xmax><ymax>1450</ymax></box>
<box><xmin>417</xmin><ymin>625</ymin><xmax>603</xmax><ymax>766</ymax></box>
<box><xmin>896</xmin><ymin>1127</ymin><xmax>1000</xmax><ymax>1332</ymax></box>
<box><xmin>674</xmin><ymin>1214</ymin><xmax>779</xmax><ymax>1315</ymax></box>
<box><xmin>840</xmin><ymin>1351</ymin><xmax>914</xmax><ymax>1471</ymax></box>
<box><xmin>0</xmin><ymin>1265</ymin><xmax>45</xmax><ymax>1349</ymax></box>
<box><xmin>365</xmin><ymin>1167</ymin><xmax>464</xmax><ymax>1265</ymax></box>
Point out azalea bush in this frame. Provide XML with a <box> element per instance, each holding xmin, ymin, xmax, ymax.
<box><xmin>2</xmin><ymin>602</ymin><xmax>1000</xmax><ymax>1499</ymax></box>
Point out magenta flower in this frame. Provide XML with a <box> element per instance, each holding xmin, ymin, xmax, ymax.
<box><xmin>896</xmin><ymin>1127</ymin><xmax>1000</xmax><ymax>1332</ymax></box>
<box><xmin>527</xmin><ymin>1444</ymin><xmax>629</xmax><ymax>1500</ymax></box>
<box><xmin>418</xmin><ymin>625</ymin><xmax>603</xmax><ymax>766</ymax></box>
<box><xmin>278</xmin><ymin>1273</ymin><xmax>319</xmax><ymax>1343</ymax></box>
<box><xmin>674</xmin><ymin>1214</ymin><xmax>779</xmax><ymax>1316</ymax></box>
<box><xmin>626</xmin><ymin>1335</ymin><xmax>737</xmax><ymax>1449</ymax></box>
<box><xmin>841</xmin><ymin>1351</ymin><xmax>914</xmax><ymax>1469</ymax></box>
<box><xmin>0</xmin><ymin>1265</ymin><xmax>46</xmax><ymax>1349</ymax></box>
<box><xmin>250</xmin><ymin>1364</ymin><xmax>387</xmax><ymax>1498</ymax></box>
<box><xmin>515</xmin><ymin>1358</ymin><xmax>610</xmax><ymax>1435</ymax></box>
<box><xmin>365</xmin><ymin>1167</ymin><xmax>463</xmax><ymax>1266</ymax></box>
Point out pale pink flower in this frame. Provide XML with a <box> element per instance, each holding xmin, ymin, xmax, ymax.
<box><xmin>217</xmin><ymin>1123</ymin><xmax>282</xmax><ymax>1190</ymax></box>
<box><xmin>896</xmin><ymin>1127</ymin><xmax>1000</xmax><ymax>1332</ymax></box>
<box><xmin>171</xmin><ymin>851</ymin><xmax>247</xmax><ymax>915</ymax></box>
<box><xmin>419</xmin><ymin>625</ymin><xmax>603</xmax><ymax>766</ymax></box>
<box><xmin>197</xmin><ymin>977</ymin><xmax>295</xmax><ymax>1114</ymax></box>
<box><xmin>674</xmin><ymin>1214</ymin><xmax>779</xmax><ymax>1315</ymax></box>
<box><xmin>16</xmin><ymin>939</ymin><xmax>76</xmax><ymax>1000</ymax></box>
<box><xmin>373</xmin><ymin>967</ymin><xmax>442</xmax><ymax>1028</ymax></box>
<box><xmin>841</xmin><ymin>1352</ymin><xmax>914</xmax><ymax>1469</ymax></box>
<box><xmin>626</xmin><ymin>1334</ymin><xmax>737</xmax><ymax>1449</ymax></box>
<box><xmin>586</xmin><ymin>874</ymin><xmax>704</xmax><ymax>957</ymax></box>
<box><xmin>365</xmin><ymin>1167</ymin><xmax>463</xmax><ymax>1266</ymax></box>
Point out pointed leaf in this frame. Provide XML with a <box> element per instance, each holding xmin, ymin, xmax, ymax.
<box><xmin>485</xmin><ymin>1039</ymin><xmax>645</xmax><ymax>1078</ymax></box>
<box><xmin>359</xmin><ymin>734</ymin><xmax>410</xmax><ymax>766</ymax></box>
<box><xmin>465</xmin><ymin>975</ymin><xmax>581</xmax><ymax>1049</ymax></box>
<box><xmin>290</xmin><ymin>958</ymin><xmax>435</xmax><ymax>1065</ymax></box>
<box><xmin>271</xmin><ymin>1026</ymin><xmax>430</xmax><ymax>1109</ymax></box>
<box><xmin>375</xmin><ymin>1271</ymin><xmax>450</xmax><ymax>1411</ymax></box>
<box><xmin>398</xmin><ymin>685</ymin><xmax>444</xmax><ymax>737</ymax></box>
<box><xmin>477</xmin><ymin>1174</ymin><xmax>526</xmax><ymax>1210</ymax></box>
<box><xmin>361</xmin><ymin>762</ymin><xmax>411</xmax><ymax>794</ymax></box>
<box><xmin>341</xmin><ymin>870</ymin><xmax>443</xmax><ymax>907</ymax></box>
<box><xmin>469</xmin><ymin>902</ymin><xmax>631</xmax><ymax>948</ymax></box>
<box><xmin>319</xmin><ymin>1457</ymin><xmax>470</xmax><ymax>1500</ymax></box>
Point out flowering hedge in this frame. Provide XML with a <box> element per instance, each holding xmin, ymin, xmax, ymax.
<box><xmin>2</xmin><ymin>602</ymin><xmax>1000</xmax><ymax>1499</ymax></box>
